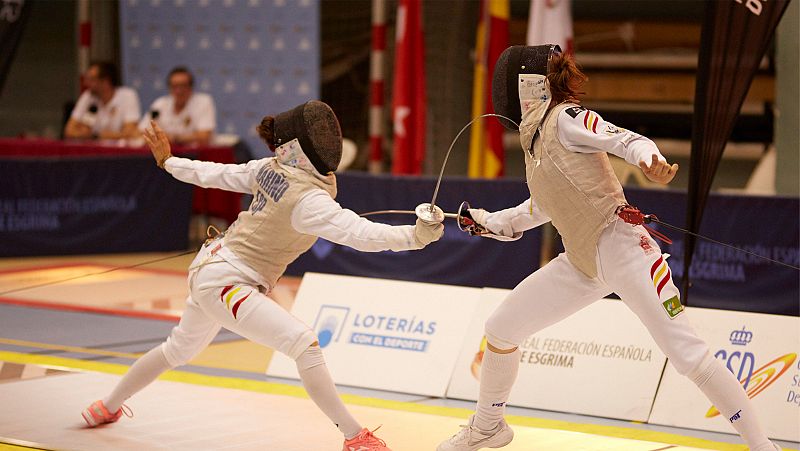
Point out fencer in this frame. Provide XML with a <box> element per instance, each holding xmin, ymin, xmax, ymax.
<box><xmin>437</xmin><ymin>45</ymin><xmax>780</xmax><ymax>451</ymax></box>
<box><xmin>81</xmin><ymin>101</ymin><xmax>443</xmax><ymax>451</ymax></box>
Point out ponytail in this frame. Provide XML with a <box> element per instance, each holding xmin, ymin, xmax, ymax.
<box><xmin>547</xmin><ymin>53</ymin><xmax>588</xmax><ymax>104</ymax></box>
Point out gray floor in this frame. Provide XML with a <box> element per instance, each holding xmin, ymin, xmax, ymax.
<box><xmin>1</xmin><ymin>303</ymin><xmax>797</xmax><ymax>450</ymax></box>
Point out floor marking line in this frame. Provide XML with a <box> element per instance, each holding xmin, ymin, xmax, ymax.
<box><xmin>0</xmin><ymin>260</ymin><xmax>187</xmax><ymax>277</ymax></box>
<box><xmin>0</xmin><ymin>350</ymin><xmax>750</xmax><ymax>451</ymax></box>
<box><xmin>0</xmin><ymin>297</ymin><xmax>180</xmax><ymax>322</ymax></box>
<box><xmin>0</xmin><ymin>435</ymin><xmax>53</xmax><ymax>450</ymax></box>
<box><xmin>0</xmin><ymin>338</ymin><xmax>142</xmax><ymax>359</ymax></box>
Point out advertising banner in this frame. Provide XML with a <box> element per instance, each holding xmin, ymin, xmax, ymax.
<box><xmin>446</xmin><ymin>288</ymin><xmax>667</xmax><ymax>421</ymax></box>
<box><xmin>0</xmin><ymin>156</ymin><xmax>192</xmax><ymax>256</ymax></box>
<box><xmin>649</xmin><ymin>307</ymin><xmax>799</xmax><ymax>441</ymax></box>
<box><xmin>626</xmin><ymin>188</ymin><xmax>799</xmax><ymax>316</ymax></box>
<box><xmin>267</xmin><ymin>273</ymin><xmax>481</xmax><ymax>397</ymax></box>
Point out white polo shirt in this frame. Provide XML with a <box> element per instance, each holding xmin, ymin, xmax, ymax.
<box><xmin>139</xmin><ymin>93</ymin><xmax>216</xmax><ymax>137</ymax></box>
<box><xmin>71</xmin><ymin>87</ymin><xmax>141</xmax><ymax>134</ymax></box>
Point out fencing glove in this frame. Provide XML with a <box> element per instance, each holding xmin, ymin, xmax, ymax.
<box><xmin>414</xmin><ymin>219</ymin><xmax>444</xmax><ymax>247</ymax></box>
<box><xmin>467</xmin><ymin>208</ymin><xmax>522</xmax><ymax>242</ymax></box>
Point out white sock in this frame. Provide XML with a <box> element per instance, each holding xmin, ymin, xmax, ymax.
<box><xmin>473</xmin><ymin>347</ymin><xmax>520</xmax><ymax>432</ymax></box>
<box><xmin>691</xmin><ymin>357</ymin><xmax>774</xmax><ymax>451</ymax></box>
<box><xmin>104</xmin><ymin>346</ymin><xmax>173</xmax><ymax>412</ymax></box>
<box><xmin>296</xmin><ymin>345</ymin><xmax>362</xmax><ymax>439</ymax></box>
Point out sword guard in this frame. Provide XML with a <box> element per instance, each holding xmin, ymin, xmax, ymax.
<box><xmin>456</xmin><ymin>201</ymin><xmax>489</xmax><ymax>236</ymax></box>
<box><xmin>415</xmin><ymin>203</ymin><xmax>445</xmax><ymax>224</ymax></box>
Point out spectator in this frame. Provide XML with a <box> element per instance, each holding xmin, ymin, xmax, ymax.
<box><xmin>139</xmin><ymin>66</ymin><xmax>216</xmax><ymax>146</ymax></box>
<box><xmin>64</xmin><ymin>61</ymin><xmax>141</xmax><ymax>140</ymax></box>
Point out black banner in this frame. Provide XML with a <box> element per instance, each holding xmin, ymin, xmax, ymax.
<box><xmin>0</xmin><ymin>0</ymin><xmax>32</xmax><ymax>95</ymax></box>
<box><xmin>0</xmin><ymin>156</ymin><xmax>193</xmax><ymax>256</ymax></box>
<box><xmin>685</xmin><ymin>0</ymin><xmax>791</xmax><ymax>302</ymax></box>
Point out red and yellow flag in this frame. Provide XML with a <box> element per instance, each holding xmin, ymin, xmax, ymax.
<box><xmin>468</xmin><ymin>0</ymin><xmax>509</xmax><ymax>178</ymax></box>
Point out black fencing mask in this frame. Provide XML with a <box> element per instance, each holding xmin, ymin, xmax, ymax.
<box><xmin>491</xmin><ymin>44</ymin><xmax>561</xmax><ymax>131</ymax></box>
<box><xmin>274</xmin><ymin>100</ymin><xmax>342</xmax><ymax>174</ymax></box>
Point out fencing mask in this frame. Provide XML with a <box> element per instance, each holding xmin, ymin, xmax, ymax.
<box><xmin>274</xmin><ymin>100</ymin><xmax>343</xmax><ymax>174</ymax></box>
<box><xmin>491</xmin><ymin>44</ymin><xmax>561</xmax><ymax>131</ymax></box>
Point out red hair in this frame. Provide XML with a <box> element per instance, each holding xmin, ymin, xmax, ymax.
<box><xmin>547</xmin><ymin>53</ymin><xmax>588</xmax><ymax>104</ymax></box>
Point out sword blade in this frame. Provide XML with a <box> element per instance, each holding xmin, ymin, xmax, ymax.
<box><xmin>359</xmin><ymin>210</ymin><xmax>459</xmax><ymax>219</ymax></box>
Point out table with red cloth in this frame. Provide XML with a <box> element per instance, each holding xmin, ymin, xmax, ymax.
<box><xmin>0</xmin><ymin>138</ymin><xmax>242</xmax><ymax>224</ymax></box>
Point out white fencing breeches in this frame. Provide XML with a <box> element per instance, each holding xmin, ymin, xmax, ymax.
<box><xmin>485</xmin><ymin>218</ymin><xmax>710</xmax><ymax>376</ymax></box>
<box><xmin>160</xmin><ymin>247</ymin><xmax>317</xmax><ymax>367</ymax></box>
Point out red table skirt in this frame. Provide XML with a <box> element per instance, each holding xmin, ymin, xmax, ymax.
<box><xmin>0</xmin><ymin>138</ymin><xmax>242</xmax><ymax>224</ymax></box>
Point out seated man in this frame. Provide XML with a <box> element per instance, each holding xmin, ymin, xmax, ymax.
<box><xmin>64</xmin><ymin>61</ymin><xmax>141</xmax><ymax>140</ymax></box>
<box><xmin>139</xmin><ymin>66</ymin><xmax>216</xmax><ymax>146</ymax></box>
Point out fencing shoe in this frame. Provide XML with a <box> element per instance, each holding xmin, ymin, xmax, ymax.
<box><xmin>81</xmin><ymin>400</ymin><xmax>132</xmax><ymax>427</ymax></box>
<box><xmin>437</xmin><ymin>415</ymin><xmax>514</xmax><ymax>451</ymax></box>
<box><xmin>343</xmin><ymin>426</ymin><xmax>392</xmax><ymax>451</ymax></box>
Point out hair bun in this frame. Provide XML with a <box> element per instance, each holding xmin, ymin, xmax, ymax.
<box><xmin>256</xmin><ymin>116</ymin><xmax>276</xmax><ymax>150</ymax></box>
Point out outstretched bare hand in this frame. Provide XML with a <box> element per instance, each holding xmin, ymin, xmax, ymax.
<box><xmin>142</xmin><ymin>120</ymin><xmax>173</xmax><ymax>168</ymax></box>
<box><xmin>639</xmin><ymin>154</ymin><xmax>679</xmax><ymax>184</ymax></box>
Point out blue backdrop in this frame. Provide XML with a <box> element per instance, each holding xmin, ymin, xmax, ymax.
<box><xmin>625</xmin><ymin>188</ymin><xmax>799</xmax><ymax>316</ymax></box>
<box><xmin>119</xmin><ymin>0</ymin><xmax>320</xmax><ymax>156</ymax></box>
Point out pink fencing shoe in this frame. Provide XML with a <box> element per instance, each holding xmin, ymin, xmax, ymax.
<box><xmin>343</xmin><ymin>426</ymin><xmax>392</xmax><ymax>451</ymax></box>
<box><xmin>81</xmin><ymin>400</ymin><xmax>132</xmax><ymax>427</ymax></box>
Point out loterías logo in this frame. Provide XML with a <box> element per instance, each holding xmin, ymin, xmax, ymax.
<box><xmin>313</xmin><ymin>305</ymin><xmax>350</xmax><ymax>348</ymax></box>
<box><xmin>313</xmin><ymin>304</ymin><xmax>437</xmax><ymax>353</ymax></box>
<box><xmin>707</xmin><ymin>325</ymin><xmax>796</xmax><ymax>418</ymax></box>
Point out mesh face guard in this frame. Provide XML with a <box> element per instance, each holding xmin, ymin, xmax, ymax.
<box><xmin>274</xmin><ymin>100</ymin><xmax>343</xmax><ymax>174</ymax></box>
<box><xmin>491</xmin><ymin>44</ymin><xmax>562</xmax><ymax>131</ymax></box>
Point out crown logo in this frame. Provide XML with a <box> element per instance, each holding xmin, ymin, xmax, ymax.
<box><xmin>729</xmin><ymin>326</ymin><xmax>753</xmax><ymax>346</ymax></box>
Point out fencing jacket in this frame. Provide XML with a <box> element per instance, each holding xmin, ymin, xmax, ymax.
<box><xmin>503</xmin><ymin>102</ymin><xmax>665</xmax><ymax>278</ymax></box>
<box><xmin>164</xmin><ymin>155</ymin><xmax>421</xmax><ymax>289</ymax></box>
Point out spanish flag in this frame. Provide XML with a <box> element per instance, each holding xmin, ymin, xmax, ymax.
<box><xmin>468</xmin><ymin>0</ymin><xmax>509</xmax><ymax>179</ymax></box>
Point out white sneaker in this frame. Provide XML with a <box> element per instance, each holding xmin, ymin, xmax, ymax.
<box><xmin>437</xmin><ymin>416</ymin><xmax>514</xmax><ymax>451</ymax></box>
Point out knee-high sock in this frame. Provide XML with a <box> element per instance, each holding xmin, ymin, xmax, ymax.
<box><xmin>104</xmin><ymin>346</ymin><xmax>173</xmax><ymax>412</ymax></box>
<box><xmin>296</xmin><ymin>345</ymin><xmax>362</xmax><ymax>439</ymax></box>
<box><xmin>473</xmin><ymin>347</ymin><xmax>520</xmax><ymax>432</ymax></box>
<box><xmin>691</xmin><ymin>356</ymin><xmax>774</xmax><ymax>451</ymax></box>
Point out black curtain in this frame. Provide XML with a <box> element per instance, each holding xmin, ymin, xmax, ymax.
<box><xmin>0</xmin><ymin>0</ymin><xmax>32</xmax><ymax>96</ymax></box>
<box><xmin>684</xmin><ymin>0</ymin><xmax>791</xmax><ymax>304</ymax></box>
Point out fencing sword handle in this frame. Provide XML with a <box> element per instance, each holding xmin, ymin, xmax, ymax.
<box><xmin>456</xmin><ymin>200</ymin><xmax>490</xmax><ymax>236</ymax></box>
